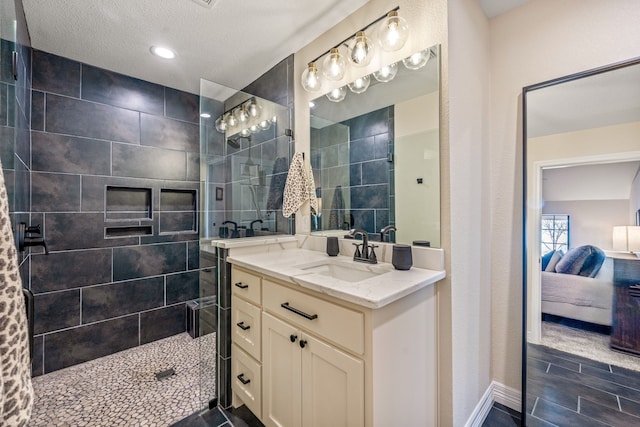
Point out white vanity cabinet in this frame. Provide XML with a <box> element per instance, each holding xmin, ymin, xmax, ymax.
<box><xmin>230</xmin><ymin>264</ymin><xmax>437</xmax><ymax>427</ymax></box>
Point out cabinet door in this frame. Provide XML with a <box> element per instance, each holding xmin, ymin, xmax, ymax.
<box><xmin>262</xmin><ymin>313</ymin><xmax>302</xmax><ymax>427</ymax></box>
<box><xmin>301</xmin><ymin>333</ymin><xmax>364</xmax><ymax>427</ymax></box>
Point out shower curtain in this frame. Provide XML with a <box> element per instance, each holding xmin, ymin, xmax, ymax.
<box><xmin>0</xmin><ymin>159</ymin><xmax>33</xmax><ymax>426</ymax></box>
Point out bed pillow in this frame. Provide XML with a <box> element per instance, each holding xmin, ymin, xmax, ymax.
<box><xmin>578</xmin><ymin>245</ymin><xmax>606</xmax><ymax>278</ymax></box>
<box><xmin>554</xmin><ymin>245</ymin><xmax>592</xmax><ymax>275</ymax></box>
<box><xmin>545</xmin><ymin>250</ymin><xmax>564</xmax><ymax>272</ymax></box>
<box><xmin>541</xmin><ymin>250</ymin><xmax>555</xmax><ymax>271</ymax></box>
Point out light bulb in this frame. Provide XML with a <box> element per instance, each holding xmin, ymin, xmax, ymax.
<box><xmin>249</xmin><ymin>124</ymin><xmax>260</xmax><ymax>134</ymax></box>
<box><xmin>234</xmin><ymin>106</ymin><xmax>249</xmax><ymax>123</ymax></box>
<box><xmin>245</xmin><ymin>99</ymin><xmax>261</xmax><ymax>118</ymax></box>
<box><xmin>349</xmin><ymin>31</ymin><xmax>373</xmax><ymax>67</ymax></box>
<box><xmin>347</xmin><ymin>75</ymin><xmax>370</xmax><ymax>94</ymax></box>
<box><xmin>322</xmin><ymin>48</ymin><xmax>346</xmax><ymax>81</ymax></box>
<box><xmin>373</xmin><ymin>62</ymin><xmax>398</xmax><ymax>83</ymax></box>
<box><xmin>326</xmin><ymin>86</ymin><xmax>347</xmax><ymax>102</ymax></box>
<box><xmin>258</xmin><ymin>119</ymin><xmax>272</xmax><ymax>130</ymax></box>
<box><xmin>239</xmin><ymin>128</ymin><xmax>251</xmax><ymax>137</ymax></box>
<box><xmin>225</xmin><ymin>113</ymin><xmax>237</xmax><ymax>129</ymax></box>
<box><xmin>214</xmin><ymin>116</ymin><xmax>227</xmax><ymax>133</ymax></box>
<box><xmin>301</xmin><ymin>62</ymin><xmax>323</xmax><ymax>93</ymax></box>
<box><xmin>402</xmin><ymin>49</ymin><xmax>430</xmax><ymax>70</ymax></box>
<box><xmin>377</xmin><ymin>11</ymin><xmax>409</xmax><ymax>52</ymax></box>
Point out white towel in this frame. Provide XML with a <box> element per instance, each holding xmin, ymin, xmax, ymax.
<box><xmin>0</xmin><ymin>159</ymin><xmax>33</xmax><ymax>426</ymax></box>
<box><xmin>283</xmin><ymin>152</ymin><xmax>318</xmax><ymax>218</ymax></box>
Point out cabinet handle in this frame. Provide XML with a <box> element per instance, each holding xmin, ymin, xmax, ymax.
<box><xmin>235</xmin><ymin>282</ymin><xmax>249</xmax><ymax>289</ymax></box>
<box><xmin>280</xmin><ymin>302</ymin><xmax>318</xmax><ymax>320</ymax></box>
<box><xmin>236</xmin><ymin>321</ymin><xmax>251</xmax><ymax>331</ymax></box>
<box><xmin>299</xmin><ymin>339</ymin><xmax>307</xmax><ymax>349</ymax></box>
<box><xmin>237</xmin><ymin>373</ymin><xmax>251</xmax><ymax>385</ymax></box>
<box><xmin>290</xmin><ymin>334</ymin><xmax>298</xmax><ymax>343</ymax></box>
<box><xmin>629</xmin><ymin>284</ymin><xmax>640</xmax><ymax>298</ymax></box>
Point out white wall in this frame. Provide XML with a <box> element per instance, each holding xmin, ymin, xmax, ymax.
<box><xmin>542</xmin><ymin>200</ymin><xmax>629</xmax><ymax>250</ymax></box>
<box><xmin>489</xmin><ymin>0</ymin><xmax>640</xmax><ymax>393</ymax></box>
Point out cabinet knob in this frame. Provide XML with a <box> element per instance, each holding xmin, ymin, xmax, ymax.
<box><xmin>290</xmin><ymin>334</ymin><xmax>298</xmax><ymax>343</ymax></box>
<box><xmin>299</xmin><ymin>339</ymin><xmax>307</xmax><ymax>349</ymax></box>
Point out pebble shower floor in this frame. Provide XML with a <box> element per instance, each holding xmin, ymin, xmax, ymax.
<box><xmin>29</xmin><ymin>333</ymin><xmax>216</xmax><ymax>426</ymax></box>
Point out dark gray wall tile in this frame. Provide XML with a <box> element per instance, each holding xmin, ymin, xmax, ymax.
<box><xmin>140</xmin><ymin>304</ymin><xmax>185</xmax><ymax>344</ymax></box>
<box><xmin>32</xmin><ymin>131</ymin><xmax>111</xmax><ymax>175</ymax></box>
<box><xmin>31</xmin><ymin>90</ymin><xmax>44</xmax><ymax>131</ymax></box>
<box><xmin>0</xmin><ymin>39</ymin><xmax>14</xmax><ymax>84</ymax></box>
<box><xmin>160</xmin><ymin>189</ymin><xmax>196</xmax><ymax>211</ymax></box>
<box><xmin>13</xmin><ymin>160</ymin><xmax>29</xmax><ymax>213</ymax></box>
<box><xmin>44</xmin><ymin>315</ymin><xmax>139</xmax><ymax>373</ymax></box>
<box><xmin>0</xmin><ymin>83</ymin><xmax>7</xmax><ymax>126</ymax></box>
<box><xmin>140</xmin><ymin>113</ymin><xmax>199</xmax><ymax>152</ymax></box>
<box><xmin>347</xmin><ymin>107</ymin><xmax>390</xmax><ymax>141</ymax></box>
<box><xmin>32</xmin><ymin>50</ymin><xmax>80</xmax><ymax>97</ymax></box>
<box><xmin>186</xmin><ymin>152</ymin><xmax>200</xmax><ymax>182</ymax></box>
<box><xmin>351</xmin><ymin>210</ymin><xmax>374</xmax><ymax>232</ymax></box>
<box><xmin>112</xmin><ymin>143</ymin><xmax>186</xmax><ymax>180</ymax></box>
<box><xmin>81</xmin><ymin>176</ymin><xmax>158</xmax><ymax>213</ymax></box>
<box><xmin>160</xmin><ymin>212</ymin><xmax>196</xmax><ymax>233</ymax></box>
<box><xmin>349</xmin><ymin>136</ymin><xmax>375</xmax><ymax>163</ymax></box>
<box><xmin>241</xmin><ymin>56</ymin><xmax>291</xmax><ymax>105</ymax></box>
<box><xmin>362</xmin><ymin>160</ymin><xmax>390</xmax><ymax>185</ymax></box>
<box><xmin>31</xmin><ymin>249</ymin><xmax>112</xmax><ymax>293</ymax></box>
<box><xmin>165</xmin><ymin>88</ymin><xmax>199</xmax><ymax>123</ymax></box>
<box><xmin>189</xmin><ymin>241</ymin><xmax>204</xmax><ymax>270</ymax></box>
<box><xmin>34</xmin><ymin>290</ymin><xmax>80</xmax><ymax>334</ymax></box>
<box><xmin>31</xmin><ymin>172</ymin><xmax>80</xmax><ymax>212</ymax></box>
<box><xmin>31</xmin><ymin>336</ymin><xmax>44</xmax><ymax>377</ymax></box>
<box><xmin>82</xmin><ymin>277</ymin><xmax>164</xmax><ymax>323</ymax></box>
<box><xmin>45</xmin><ymin>212</ymin><xmax>138</xmax><ymax>250</ymax></box>
<box><xmin>81</xmin><ymin>64</ymin><xmax>164</xmax><ymax>115</ymax></box>
<box><xmin>113</xmin><ymin>242</ymin><xmax>187</xmax><ymax>281</ymax></box>
<box><xmin>351</xmin><ymin>184</ymin><xmax>389</xmax><ymax>209</ymax></box>
<box><xmin>166</xmin><ymin>270</ymin><xmax>199</xmax><ymax>304</ymax></box>
<box><xmin>0</xmin><ymin>126</ymin><xmax>14</xmax><ymax>168</ymax></box>
<box><xmin>46</xmin><ymin>94</ymin><xmax>140</xmax><ymax>143</ymax></box>
<box><xmin>14</xmin><ymin>127</ymin><xmax>29</xmax><ymax>169</ymax></box>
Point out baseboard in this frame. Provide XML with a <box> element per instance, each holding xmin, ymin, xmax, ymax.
<box><xmin>464</xmin><ymin>381</ymin><xmax>522</xmax><ymax>427</ymax></box>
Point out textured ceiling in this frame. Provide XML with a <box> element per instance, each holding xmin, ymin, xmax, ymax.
<box><xmin>21</xmin><ymin>0</ymin><xmax>369</xmax><ymax>94</ymax></box>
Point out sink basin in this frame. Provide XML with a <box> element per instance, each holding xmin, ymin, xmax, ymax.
<box><xmin>294</xmin><ymin>259</ymin><xmax>391</xmax><ymax>283</ymax></box>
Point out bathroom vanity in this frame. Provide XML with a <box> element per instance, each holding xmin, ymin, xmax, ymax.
<box><xmin>226</xmin><ymin>246</ymin><xmax>445</xmax><ymax>427</ymax></box>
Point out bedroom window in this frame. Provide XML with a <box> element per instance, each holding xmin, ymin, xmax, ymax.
<box><xmin>541</xmin><ymin>214</ymin><xmax>569</xmax><ymax>254</ymax></box>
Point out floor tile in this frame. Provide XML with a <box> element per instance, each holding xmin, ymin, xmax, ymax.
<box><xmin>579</xmin><ymin>396</ymin><xmax>640</xmax><ymax>426</ymax></box>
<box><xmin>532</xmin><ymin>397</ymin><xmax>609</xmax><ymax>426</ymax></box>
<box><xmin>481</xmin><ymin>406</ymin><xmax>520</xmax><ymax>426</ymax></box>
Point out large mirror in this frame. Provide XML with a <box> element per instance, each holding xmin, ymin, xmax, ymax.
<box><xmin>309</xmin><ymin>44</ymin><xmax>440</xmax><ymax>246</ymax></box>
<box><xmin>523</xmin><ymin>58</ymin><xmax>640</xmax><ymax>425</ymax></box>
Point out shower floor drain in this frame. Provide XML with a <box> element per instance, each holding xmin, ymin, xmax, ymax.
<box><xmin>155</xmin><ymin>367</ymin><xmax>176</xmax><ymax>381</ymax></box>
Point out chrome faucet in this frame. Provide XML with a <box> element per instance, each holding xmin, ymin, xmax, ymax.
<box><xmin>380</xmin><ymin>225</ymin><xmax>397</xmax><ymax>243</ymax></box>
<box><xmin>349</xmin><ymin>228</ymin><xmax>378</xmax><ymax>264</ymax></box>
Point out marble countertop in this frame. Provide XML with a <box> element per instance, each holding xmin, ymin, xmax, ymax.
<box><xmin>227</xmin><ymin>248</ymin><xmax>445</xmax><ymax>309</ymax></box>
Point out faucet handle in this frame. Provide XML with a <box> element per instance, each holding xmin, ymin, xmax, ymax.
<box><xmin>352</xmin><ymin>243</ymin><xmax>362</xmax><ymax>258</ymax></box>
<box><xmin>368</xmin><ymin>244</ymin><xmax>378</xmax><ymax>263</ymax></box>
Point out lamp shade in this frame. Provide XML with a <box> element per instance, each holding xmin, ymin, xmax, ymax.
<box><xmin>613</xmin><ymin>226</ymin><xmax>640</xmax><ymax>252</ymax></box>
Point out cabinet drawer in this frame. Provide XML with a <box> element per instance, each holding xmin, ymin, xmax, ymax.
<box><xmin>263</xmin><ymin>280</ymin><xmax>364</xmax><ymax>355</ymax></box>
<box><xmin>232</xmin><ymin>268</ymin><xmax>261</xmax><ymax>305</ymax></box>
<box><xmin>232</xmin><ymin>344</ymin><xmax>262</xmax><ymax>419</ymax></box>
<box><xmin>232</xmin><ymin>296</ymin><xmax>262</xmax><ymax>361</ymax></box>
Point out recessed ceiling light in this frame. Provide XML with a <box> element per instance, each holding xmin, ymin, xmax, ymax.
<box><xmin>150</xmin><ymin>46</ymin><xmax>176</xmax><ymax>59</ymax></box>
<box><xmin>200</xmin><ymin>113</ymin><xmax>211</xmax><ymax>118</ymax></box>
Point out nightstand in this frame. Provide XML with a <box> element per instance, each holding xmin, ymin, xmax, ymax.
<box><xmin>610</xmin><ymin>256</ymin><xmax>640</xmax><ymax>355</ymax></box>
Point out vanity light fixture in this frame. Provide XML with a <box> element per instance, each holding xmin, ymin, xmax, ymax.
<box><xmin>348</xmin><ymin>75</ymin><xmax>370</xmax><ymax>94</ymax></box>
<box><xmin>322</xmin><ymin>48</ymin><xmax>347</xmax><ymax>81</ymax></box>
<box><xmin>349</xmin><ymin>31</ymin><xmax>374</xmax><ymax>67</ymax></box>
<box><xmin>301</xmin><ymin>62</ymin><xmax>323</xmax><ymax>93</ymax></box>
<box><xmin>402</xmin><ymin>49</ymin><xmax>431</xmax><ymax>70</ymax></box>
<box><xmin>326</xmin><ymin>86</ymin><xmax>347</xmax><ymax>102</ymax></box>
<box><xmin>301</xmin><ymin>7</ymin><xmax>407</xmax><ymax>93</ymax></box>
<box><xmin>214</xmin><ymin>116</ymin><xmax>227</xmax><ymax>132</ymax></box>
<box><xmin>373</xmin><ymin>62</ymin><xmax>398</xmax><ymax>82</ymax></box>
<box><xmin>377</xmin><ymin>11</ymin><xmax>409</xmax><ymax>52</ymax></box>
<box><xmin>150</xmin><ymin>46</ymin><xmax>176</xmax><ymax>59</ymax></box>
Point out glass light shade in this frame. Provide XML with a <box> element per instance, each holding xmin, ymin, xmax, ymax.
<box><xmin>234</xmin><ymin>106</ymin><xmax>249</xmax><ymax>123</ymax></box>
<box><xmin>249</xmin><ymin>124</ymin><xmax>260</xmax><ymax>134</ymax></box>
<box><xmin>258</xmin><ymin>119</ymin><xmax>272</xmax><ymax>130</ymax></box>
<box><xmin>348</xmin><ymin>75</ymin><xmax>370</xmax><ymax>94</ymax></box>
<box><xmin>326</xmin><ymin>86</ymin><xmax>347</xmax><ymax>102</ymax></box>
<box><xmin>377</xmin><ymin>11</ymin><xmax>409</xmax><ymax>52</ymax></box>
<box><xmin>214</xmin><ymin>116</ymin><xmax>227</xmax><ymax>133</ymax></box>
<box><xmin>239</xmin><ymin>128</ymin><xmax>251</xmax><ymax>138</ymax></box>
<box><xmin>373</xmin><ymin>62</ymin><xmax>398</xmax><ymax>83</ymax></box>
<box><xmin>322</xmin><ymin>48</ymin><xmax>347</xmax><ymax>81</ymax></box>
<box><xmin>349</xmin><ymin>31</ymin><xmax>373</xmax><ymax>67</ymax></box>
<box><xmin>225</xmin><ymin>113</ymin><xmax>237</xmax><ymax>129</ymax></box>
<box><xmin>245</xmin><ymin>99</ymin><xmax>262</xmax><ymax>118</ymax></box>
<box><xmin>402</xmin><ymin>49</ymin><xmax>430</xmax><ymax>70</ymax></box>
<box><xmin>301</xmin><ymin>62</ymin><xmax>323</xmax><ymax>93</ymax></box>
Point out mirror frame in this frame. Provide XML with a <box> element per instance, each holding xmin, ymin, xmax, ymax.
<box><xmin>521</xmin><ymin>55</ymin><xmax>640</xmax><ymax>424</ymax></box>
